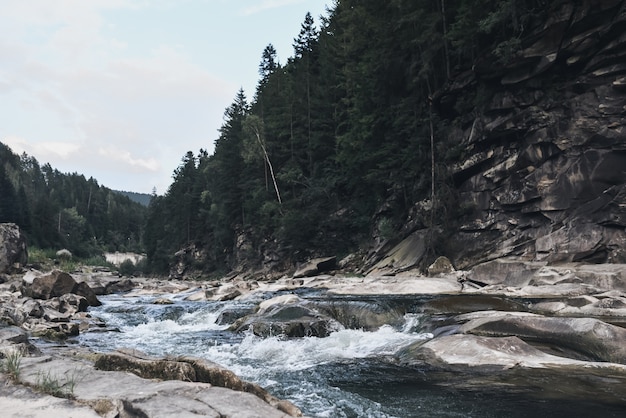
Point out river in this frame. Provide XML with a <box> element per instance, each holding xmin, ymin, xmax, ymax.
<box><xmin>77</xmin><ymin>289</ymin><xmax>626</xmax><ymax>417</ymax></box>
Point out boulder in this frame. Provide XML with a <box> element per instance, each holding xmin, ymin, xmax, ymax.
<box><xmin>366</xmin><ymin>230</ymin><xmax>428</xmax><ymax>274</ymax></box>
<box><xmin>21</xmin><ymin>270</ymin><xmax>101</xmax><ymax>307</ymax></box>
<box><xmin>427</xmin><ymin>256</ymin><xmax>456</xmax><ymax>277</ymax></box>
<box><xmin>459</xmin><ymin>315</ymin><xmax>626</xmax><ymax>363</ymax></box>
<box><xmin>468</xmin><ymin>259</ymin><xmax>547</xmax><ymax>287</ymax></box>
<box><xmin>294</xmin><ymin>256</ymin><xmax>337</xmax><ymax>278</ymax></box>
<box><xmin>234</xmin><ymin>298</ymin><xmax>341</xmax><ymax>338</ymax></box>
<box><xmin>0</xmin><ymin>223</ymin><xmax>27</xmax><ymax>274</ymax></box>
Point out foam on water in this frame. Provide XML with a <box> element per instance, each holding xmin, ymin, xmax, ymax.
<box><xmin>203</xmin><ymin>324</ymin><xmax>431</xmax><ymax>374</ymax></box>
<box><xmin>81</xmin><ymin>295</ymin><xmax>431</xmax><ymax>417</ymax></box>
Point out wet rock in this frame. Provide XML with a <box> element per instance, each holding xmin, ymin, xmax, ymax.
<box><xmin>213</xmin><ymin>283</ymin><xmax>242</xmax><ymax>301</ymax></box>
<box><xmin>153</xmin><ymin>297</ymin><xmax>174</xmax><ymax>305</ymax></box>
<box><xmin>103</xmin><ymin>278</ymin><xmax>135</xmax><ymax>294</ymax></box>
<box><xmin>459</xmin><ymin>315</ymin><xmax>626</xmax><ymax>363</ymax></box>
<box><xmin>234</xmin><ymin>297</ymin><xmax>341</xmax><ymax>338</ymax></box>
<box><xmin>315</xmin><ymin>300</ymin><xmax>406</xmax><ymax>331</ymax></box>
<box><xmin>0</xmin><ymin>223</ymin><xmax>28</xmax><ymax>274</ymax></box>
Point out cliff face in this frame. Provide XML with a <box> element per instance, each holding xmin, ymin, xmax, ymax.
<box><xmin>440</xmin><ymin>0</ymin><xmax>626</xmax><ymax>268</ymax></box>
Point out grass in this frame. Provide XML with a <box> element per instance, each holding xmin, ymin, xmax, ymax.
<box><xmin>2</xmin><ymin>349</ymin><xmax>22</xmax><ymax>381</ymax></box>
<box><xmin>35</xmin><ymin>368</ymin><xmax>83</xmax><ymax>399</ymax></box>
<box><xmin>27</xmin><ymin>246</ymin><xmax>117</xmax><ymax>273</ymax></box>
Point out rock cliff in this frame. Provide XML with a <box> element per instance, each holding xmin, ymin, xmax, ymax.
<box><xmin>437</xmin><ymin>0</ymin><xmax>626</xmax><ymax>268</ymax></box>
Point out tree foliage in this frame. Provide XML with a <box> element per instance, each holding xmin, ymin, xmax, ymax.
<box><xmin>144</xmin><ymin>0</ymin><xmax>546</xmax><ymax>274</ymax></box>
<box><xmin>0</xmin><ymin>142</ymin><xmax>147</xmax><ymax>257</ymax></box>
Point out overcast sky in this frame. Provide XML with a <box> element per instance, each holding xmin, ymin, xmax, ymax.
<box><xmin>1</xmin><ymin>0</ymin><xmax>330</xmax><ymax>195</ymax></box>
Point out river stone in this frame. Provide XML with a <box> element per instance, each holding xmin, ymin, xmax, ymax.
<box><xmin>21</xmin><ymin>270</ymin><xmax>101</xmax><ymax>306</ymax></box>
<box><xmin>235</xmin><ymin>304</ymin><xmax>341</xmax><ymax>338</ymax></box>
<box><xmin>258</xmin><ymin>294</ymin><xmax>302</xmax><ymax>314</ymax></box>
<box><xmin>399</xmin><ymin>334</ymin><xmax>586</xmax><ymax>370</ymax></box>
<box><xmin>0</xmin><ymin>325</ymin><xmax>29</xmax><ymax>345</ymax></box>
<box><xmin>0</xmin><ymin>223</ymin><xmax>28</xmax><ymax>274</ymax></box>
<box><xmin>315</xmin><ymin>300</ymin><xmax>406</xmax><ymax>331</ymax></box>
<box><xmin>459</xmin><ymin>315</ymin><xmax>626</xmax><ymax>363</ymax></box>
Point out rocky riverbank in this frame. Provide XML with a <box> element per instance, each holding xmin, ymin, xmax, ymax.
<box><xmin>3</xmin><ymin>259</ymin><xmax>626</xmax><ymax>415</ymax></box>
<box><xmin>0</xmin><ymin>269</ymin><xmax>302</xmax><ymax>417</ymax></box>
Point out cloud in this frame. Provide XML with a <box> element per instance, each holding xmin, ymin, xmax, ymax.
<box><xmin>0</xmin><ymin>0</ymin><xmax>234</xmax><ymax>193</ymax></box>
<box><xmin>4</xmin><ymin>135</ymin><xmax>81</xmax><ymax>160</ymax></box>
<box><xmin>241</xmin><ymin>0</ymin><xmax>304</xmax><ymax>16</ymax></box>
<box><xmin>98</xmin><ymin>147</ymin><xmax>161</xmax><ymax>172</ymax></box>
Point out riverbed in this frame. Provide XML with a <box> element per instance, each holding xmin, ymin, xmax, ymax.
<box><xmin>76</xmin><ymin>287</ymin><xmax>626</xmax><ymax>417</ymax></box>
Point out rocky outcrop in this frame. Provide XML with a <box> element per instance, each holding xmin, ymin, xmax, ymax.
<box><xmin>436</xmin><ymin>0</ymin><xmax>626</xmax><ymax>268</ymax></box>
<box><xmin>0</xmin><ymin>223</ymin><xmax>27</xmax><ymax>274</ymax></box>
<box><xmin>21</xmin><ymin>270</ymin><xmax>101</xmax><ymax>307</ymax></box>
<box><xmin>5</xmin><ymin>350</ymin><xmax>299</xmax><ymax>418</ymax></box>
<box><xmin>94</xmin><ymin>350</ymin><xmax>302</xmax><ymax>416</ymax></box>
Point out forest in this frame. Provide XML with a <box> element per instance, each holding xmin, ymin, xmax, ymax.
<box><xmin>0</xmin><ymin>142</ymin><xmax>146</xmax><ymax>258</ymax></box>
<box><xmin>143</xmin><ymin>0</ymin><xmax>549</xmax><ymax>275</ymax></box>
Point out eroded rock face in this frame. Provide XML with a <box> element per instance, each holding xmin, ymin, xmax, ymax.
<box><xmin>0</xmin><ymin>223</ymin><xmax>27</xmax><ymax>274</ymax></box>
<box><xmin>438</xmin><ymin>0</ymin><xmax>626</xmax><ymax>268</ymax></box>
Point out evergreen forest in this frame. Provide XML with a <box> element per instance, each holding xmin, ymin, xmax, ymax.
<box><xmin>0</xmin><ymin>142</ymin><xmax>146</xmax><ymax>258</ymax></box>
<box><xmin>144</xmin><ymin>0</ymin><xmax>548</xmax><ymax>274</ymax></box>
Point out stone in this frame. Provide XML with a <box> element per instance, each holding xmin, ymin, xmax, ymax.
<box><xmin>427</xmin><ymin>256</ymin><xmax>456</xmax><ymax>277</ymax></box>
<box><xmin>366</xmin><ymin>230</ymin><xmax>428</xmax><ymax>274</ymax></box>
<box><xmin>468</xmin><ymin>259</ymin><xmax>547</xmax><ymax>287</ymax></box>
<box><xmin>459</xmin><ymin>315</ymin><xmax>626</xmax><ymax>363</ymax></box>
<box><xmin>234</xmin><ymin>302</ymin><xmax>341</xmax><ymax>338</ymax></box>
<box><xmin>21</xmin><ymin>270</ymin><xmax>101</xmax><ymax>307</ymax></box>
<box><xmin>214</xmin><ymin>284</ymin><xmax>242</xmax><ymax>301</ymax></box>
<box><xmin>0</xmin><ymin>223</ymin><xmax>28</xmax><ymax>274</ymax></box>
<box><xmin>93</xmin><ymin>350</ymin><xmax>301</xmax><ymax>416</ymax></box>
<box><xmin>294</xmin><ymin>256</ymin><xmax>337</xmax><ymax>278</ymax></box>
<box><xmin>153</xmin><ymin>297</ymin><xmax>174</xmax><ymax>305</ymax></box>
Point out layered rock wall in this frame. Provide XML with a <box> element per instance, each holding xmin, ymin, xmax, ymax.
<box><xmin>442</xmin><ymin>0</ymin><xmax>626</xmax><ymax>268</ymax></box>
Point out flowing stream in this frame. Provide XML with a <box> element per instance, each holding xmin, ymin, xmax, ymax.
<box><xmin>77</xmin><ymin>290</ymin><xmax>625</xmax><ymax>417</ymax></box>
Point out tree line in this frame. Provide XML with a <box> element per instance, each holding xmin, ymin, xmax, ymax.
<box><xmin>143</xmin><ymin>0</ymin><xmax>549</xmax><ymax>274</ymax></box>
<box><xmin>0</xmin><ymin>142</ymin><xmax>146</xmax><ymax>258</ymax></box>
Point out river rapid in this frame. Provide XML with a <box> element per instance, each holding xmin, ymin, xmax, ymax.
<box><xmin>77</xmin><ymin>288</ymin><xmax>625</xmax><ymax>417</ymax></box>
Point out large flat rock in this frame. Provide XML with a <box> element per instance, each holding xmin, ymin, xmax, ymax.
<box><xmin>15</xmin><ymin>354</ymin><xmax>295</xmax><ymax>418</ymax></box>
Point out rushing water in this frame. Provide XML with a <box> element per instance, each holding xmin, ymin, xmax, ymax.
<box><xmin>77</xmin><ymin>290</ymin><xmax>626</xmax><ymax>417</ymax></box>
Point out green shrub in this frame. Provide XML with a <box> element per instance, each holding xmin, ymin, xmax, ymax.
<box><xmin>118</xmin><ymin>259</ymin><xmax>136</xmax><ymax>277</ymax></box>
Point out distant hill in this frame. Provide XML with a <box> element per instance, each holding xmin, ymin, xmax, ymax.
<box><xmin>115</xmin><ymin>190</ymin><xmax>152</xmax><ymax>206</ymax></box>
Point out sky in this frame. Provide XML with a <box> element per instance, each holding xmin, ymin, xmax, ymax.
<box><xmin>0</xmin><ymin>0</ymin><xmax>331</xmax><ymax>195</ymax></box>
